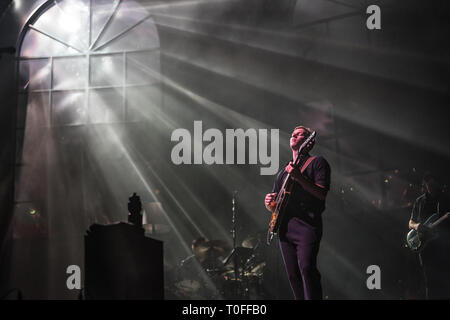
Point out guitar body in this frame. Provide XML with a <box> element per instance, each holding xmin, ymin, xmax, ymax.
<box><xmin>406</xmin><ymin>213</ymin><xmax>442</xmax><ymax>251</ymax></box>
<box><xmin>267</xmin><ymin>176</ymin><xmax>294</xmax><ymax>244</ymax></box>
<box><xmin>266</xmin><ymin>131</ymin><xmax>316</xmax><ymax>245</ymax></box>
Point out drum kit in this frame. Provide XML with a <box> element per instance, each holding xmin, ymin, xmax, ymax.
<box><xmin>169</xmin><ymin>232</ymin><xmax>267</xmax><ymax>300</ymax></box>
<box><xmin>143</xmin><ymin>196</ymin><xmax>269</xmax><ymax>299</ymax></box>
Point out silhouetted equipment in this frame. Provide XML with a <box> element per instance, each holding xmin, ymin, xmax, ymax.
<box><xmin>84</xmin><ymin>222</ymin><xmax>164</xmax><ymax>299</ymax></box>
<box><xmin>127</xmin><ymin>192</ymin><xmax>142</xmax><ymax>227</ymax></box>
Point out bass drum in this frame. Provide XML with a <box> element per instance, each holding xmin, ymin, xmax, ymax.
<box><xmin>220</xmin><ymin>275</ymin><xmax>265</xmax><ymax>300</ymax></box>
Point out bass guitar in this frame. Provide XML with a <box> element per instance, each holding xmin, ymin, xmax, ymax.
<box><xmin>406</xmin><ymin>211</ymin><xmax>450</xmax><ymax>251</ymax></box>
<box><xmin>266</xmin><ymin>131</ymin><xmax>316</xmax><ymax>245</ymax></box>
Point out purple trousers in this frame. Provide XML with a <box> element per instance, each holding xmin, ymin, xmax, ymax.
<box><xmin>279</xmin><ymin>216</ymin><xmax>323</xmax><ymax>300</ymax></box>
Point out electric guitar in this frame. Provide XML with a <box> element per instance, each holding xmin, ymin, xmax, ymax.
<box><xmin>406</xmin><ymin>212</ymin><xmax>450</xmax><ymax>251</ymax></box>
<box><xmin>266</xmin><ymin>131</ymin><xmax>316</xmax><ymax>245</ymax></box>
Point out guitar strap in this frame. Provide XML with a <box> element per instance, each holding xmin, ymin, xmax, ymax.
<box><xmin>300</xmin><ymin>156</ymin><xmax>316</xmax><ymax>174</ymax></box>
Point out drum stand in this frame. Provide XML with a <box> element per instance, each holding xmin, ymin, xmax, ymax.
<box><xmin>221</xmin><ymin>191</ymin><xmax>256</xmax><ymax>299</ymax></box>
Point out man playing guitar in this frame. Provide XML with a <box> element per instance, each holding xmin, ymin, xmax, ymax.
<box><xmin>408</xmin><ymin>172</ymin><xmax>450</xmax><ymax>299</ymax></box>
<box><xmin>265</xmin><ymin>126</ymin><xmax>331</xmax><ymax>300</ymax></box>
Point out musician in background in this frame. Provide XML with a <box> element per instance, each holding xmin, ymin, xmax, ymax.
<box><xmin>408</xmin><ymin>172</ymin><xmax>450</xmax><ymax>299</ymax></box>
<box><xmin>264</xmin><ymin>126</ymin><xmax>331</xmax><ymax>300</ymax></box>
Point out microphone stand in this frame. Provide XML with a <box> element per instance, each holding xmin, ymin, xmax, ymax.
<box><xmin>222</xmin><ymin>190</ymin><xmax>248</xmax><ymax>298</ymax></box>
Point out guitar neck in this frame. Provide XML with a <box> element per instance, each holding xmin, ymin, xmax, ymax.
<box><xmin>430</xmin><ymin>212</ymin><xmax>450</xmax><ymax>228</ymax></box>
<box><xmin>275</xmin><ymin>152</ymin><xmax>302</xmax><ymax>198</ymax></box>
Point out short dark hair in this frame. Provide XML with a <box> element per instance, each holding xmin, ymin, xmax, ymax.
<box><xmin>423</xmin><ymin>171</ymin><xmax>438</xmax><ymax>183</ymax></box>
<box><xmin>293</xmin><ymin>125</ymin><xmax>312</xmax><ymax>135</ymax></box>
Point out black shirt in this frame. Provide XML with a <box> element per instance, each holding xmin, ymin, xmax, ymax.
<box><xmin>272</xmin><ymin>154</ymin><xmax>331</xmax><ymax>226</ymax></box>
<box><xmin>411</xmin><ymin>193</ymin><xmax>450</xmax><ymax>250</ymax></box>
<box><xmin>410</xmin><ymin>192</ymin><xmax>450</xmax><ymax>223</ymax></box>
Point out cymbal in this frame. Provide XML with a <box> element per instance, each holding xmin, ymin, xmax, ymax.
<box><xmin>241</xmin><ymin>231</ymin><xmax>265</xmax><ymax>249</ymax></box>
<box><xmin>193</xmin><ymin>239</ymin><xmax>230</xmax><ymax>263</ymax></box>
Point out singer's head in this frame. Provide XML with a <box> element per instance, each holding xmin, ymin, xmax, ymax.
<box><xmin>422</xmin><ymin>171</ymin><xmax>441</xmax><ymax>196</ymax></box>
<box><xmin>290</xmin><ymin>126</ymin><xmax>315</xmax><ymax>152</ymax></box>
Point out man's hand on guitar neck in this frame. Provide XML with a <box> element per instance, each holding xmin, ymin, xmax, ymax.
<box><xmin>285</xmin><ymin>162</ymin><xmax>328</xmax><ymax>201</ymax></box>
<box><xmin>265</xmin><ymin>193</ymin><xmax>277</xmax><ymax>212</ymax></box>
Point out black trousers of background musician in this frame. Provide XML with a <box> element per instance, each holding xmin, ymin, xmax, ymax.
<box><xmin>279</xmin><ymin>216</ymin><xmax>323</xmax><ymax>300</ymax></box>
<box><xmin>420</xmin><ymin>236</ymin><xmax>450</xmax><ymax>299</ymax></box>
